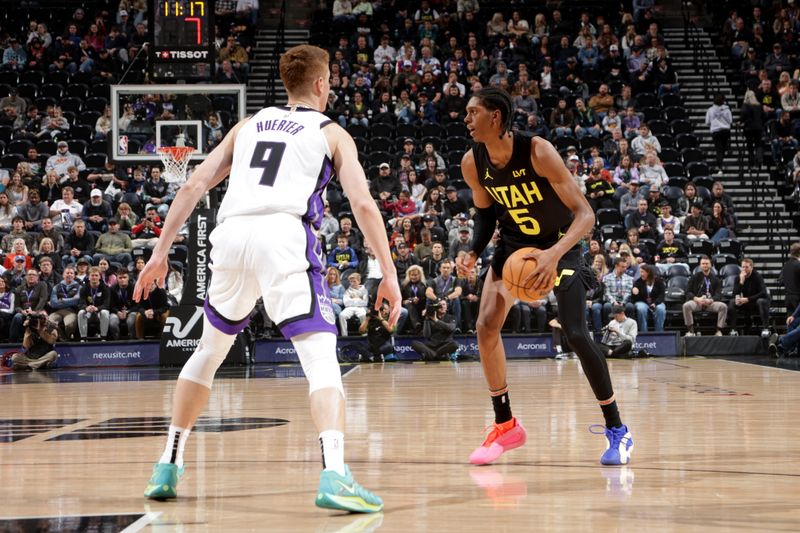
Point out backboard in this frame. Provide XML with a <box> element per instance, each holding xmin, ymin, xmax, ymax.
<box><xmin>110</xmin><ymin>84</ymin><xmax>246</xmax><ymax>164</ymax></box>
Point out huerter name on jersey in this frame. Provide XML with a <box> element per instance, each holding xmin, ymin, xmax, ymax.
<box><xmin>255</xmin><ymin>119</ymin><xmax>305</xmax><ymax>136</ymax></box>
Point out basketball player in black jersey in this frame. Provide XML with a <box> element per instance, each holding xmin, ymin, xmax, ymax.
<box><xmin>455</xmin><ymin>88</ymin><xmax>633</xmax><ymax>466</ymax></box>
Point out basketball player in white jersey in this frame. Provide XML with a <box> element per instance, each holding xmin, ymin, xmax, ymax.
<box><xmin>134</xmin><ymin>45</ymin><xmax>401</xmax><ymax>513</ymax></box>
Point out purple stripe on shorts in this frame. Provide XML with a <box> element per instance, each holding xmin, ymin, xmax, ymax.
<box><xmin>204</xmin><ymin>298</ymin><xmax>249</xmax><ymax>335</ymax></box>
<box><xmin>277</xmin><ymin>221</ymin><xmax>338</xmax><ymax>339</ymax></box>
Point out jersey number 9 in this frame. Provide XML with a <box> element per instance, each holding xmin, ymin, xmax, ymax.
<box><xmin>250</xmin><ymin>141</ymin><xmax>287</xmax><ymax>186</ymax></box>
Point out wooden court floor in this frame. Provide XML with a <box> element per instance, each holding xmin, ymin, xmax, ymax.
<box><xmin>1</xmin><ymin>358</ymin><xmax>799</xmax><ymax>532</ymax></box>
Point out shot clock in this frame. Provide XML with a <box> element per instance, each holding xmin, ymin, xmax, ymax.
<box><xmin>148</xmin><ymin>0</ymin><xmax>214</xmax><ymax>81</ymax></box>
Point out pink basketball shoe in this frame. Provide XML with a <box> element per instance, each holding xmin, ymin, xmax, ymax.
<box><xmin>468</xmin><ymin>417</ymin><xmax>527</xmax><ymax>465</ymax></box>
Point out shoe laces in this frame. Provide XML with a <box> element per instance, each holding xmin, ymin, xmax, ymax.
<box><xmin>589</xmin><ymin>424</ymin><xmax>630</xmax><ymax>448</ymax></box>
<box><xmin>480</xmin><ymin>420</ymin><xmax>512</xmax><ymax>446</ymax></box>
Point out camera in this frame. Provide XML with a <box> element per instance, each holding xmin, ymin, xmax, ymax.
<box><xmin>426</xmin><ymin>298</ymin><xmax>445</xmax><ymax>316</ymax></box>
<box><xmin>26</xmin><ymin>312</ymin><xmax>46</xmax><ymax>329</ymax></box>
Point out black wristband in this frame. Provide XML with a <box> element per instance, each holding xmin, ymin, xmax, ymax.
<box><xmin>469</xmin><ymin>205</ymin><xmax>497</xmax><ymax>257</ymax></box>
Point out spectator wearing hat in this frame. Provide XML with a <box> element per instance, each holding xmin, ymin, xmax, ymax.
<box><xmin>565</xmin><ymin>156</ymin><xmax>586</xmax><ymax>195</ymax></box>
<box><xmin>450</xmin><ymin>226</ymin><xmax>473</xmax><ymax>258</ymax></box>
<box><xmin>0</xmin><ymin>87</ymin><xmax>26</xmax><ymax>117</ymax></box>
<box><xmin>394</xmin><ymin>241</ymin><xmax>419</xmax><ymax>283</ymax></box>
<box><xmin>93</xmin><ymin>220</ymin><xmax>133</xmax><ymax>266</ymax></box>
<box><xmin>684</xmin><ymin>200</ymin><xmax>710</xmax><ymax>240</ymax></box>
<box><xmin>599</xmin><ymin>304</ymin><xmax>638</xmax><ymax>358</ymax></box>
<box><xmin>446</xmin><ymin>212</ymin><xmax>473</xmax><ymax>243</ymax></box>
<box><xmin>371</xmin><ymin>162</ymin><xmax>401</xmax><ymax>200</ymax></box>
<box><xmin>421</xmin><ymin>213</ymin><xmax>446</xmax><ymax>244</ymax></box>
<box><xmin>443</xmin><ymin>186</ymin><xmax>468</xmax><ymax>219</ymax></box>
<box><xmin>83</xmin><ymin>189</ymin><xmax>113</xmax><ymax>233</ymax></box>
<box><xmin>2</xmin><ymin>254</ymin><xmax>27</xmax><ymax>291</ymax></box>
<box><xmin>656</xmin><ymin>201</ymin><xmax>681</xmax><ymax>236</ymax></box>
<box><xmin>46</xmin><ymin>142</ymin><xmax>86</xmax><ymax>179</ymax></box>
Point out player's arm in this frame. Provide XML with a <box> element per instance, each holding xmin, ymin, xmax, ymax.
<box><xmin>526</xmin><ymin>137</ymin><xmax>596</xmax><ymax>289</ymax></box>
<box><xmin>325</xmin><ymin>124</ymin><xmax>402</xmax><ymax>324</ymax></box>
<box><xmin>457</xmin><ymin>149</ymin><xmax>495</xmax><ymax>275</ymax></box>
<box><xmin>134</xmin><ymin>118</ymin><xmax>247</xmax><ymax>301</ymax></box>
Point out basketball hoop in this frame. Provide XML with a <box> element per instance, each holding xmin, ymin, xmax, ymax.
<box><xmin>157</xmin><ymin>146</ymin><xmax>195</xmax><ymax>185</ymax></box>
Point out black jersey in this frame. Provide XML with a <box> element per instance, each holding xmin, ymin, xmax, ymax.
<box><xmin>474</xmin><ymin>132</ymin><xmax>573</xmax><ymax>250</ymax></box>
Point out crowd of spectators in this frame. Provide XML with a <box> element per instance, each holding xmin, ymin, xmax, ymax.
<box><xmin>0</xmin><ymin>1</ymin><xmax>779</xmax><ymax>344</ymax></box>
<box><xmin>312</xmin><ymin>1</ymin><xmax>773</xmax><ymax>339</ymax></box>
<box><xmin>722</xmin><ymin>3</ymin><xmax>800</xmax><ymax>200</ymax></box>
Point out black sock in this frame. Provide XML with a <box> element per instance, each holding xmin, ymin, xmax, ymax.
<box><xmin>601</xmin><ymin>401</ymin><xmax>622</xmax><ymax>429</ymax></box>
<box><xmin>169</xmin><ymin>431</ymin><xmax>181</xmax><ymax>463</ymax></box>
<box><xmin>491</xmin><ymin>391</ymin><xmax>513</xmax><ymax>424</ymax></box>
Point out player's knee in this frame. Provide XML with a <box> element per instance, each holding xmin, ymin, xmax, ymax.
<box><xmin>293</xmin><ymin>331</ymin><xmax>344</xmax><ymax>397</ymax></box>
<box><xmin>562</xmin><ymin>323</ymin><xmax>590</xmax><ymax>346</ymax></box>
<box><xmin>178</xmin><ymin>317</ymin><xmax>237</xmax><ymax>388</ymax></box>
<box><xmin>476</xmin><ymin>310</ymin><xmax>504</xmax><ymax>335</ymax></box>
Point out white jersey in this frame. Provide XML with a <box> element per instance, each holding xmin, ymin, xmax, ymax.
<box><xmin>219</xmin><ymin>105</ymin><xmax>335</xmax><ymax>229</ymax></box>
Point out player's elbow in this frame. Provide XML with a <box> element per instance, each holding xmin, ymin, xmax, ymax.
<box><xmin>348</xmin><ymin>195</ymin><xmax>379</xmax><ymax>217</ymax></box>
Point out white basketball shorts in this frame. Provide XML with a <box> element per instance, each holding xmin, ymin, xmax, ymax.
<box><xmin>203</xmin><ymin>213</ymin><xmax>338</xmax><ymax>338</ymax></box>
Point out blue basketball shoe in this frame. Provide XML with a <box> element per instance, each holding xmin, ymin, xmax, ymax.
<box><xmin>591</xmin><ymin>424</ymin><xmax>633</xmax><ymax>465</ymax></box>
<box><xmin>316</xmin><ymin>465</ymin><xmax>384</xmax><ymax>513</ymax></box>
<box><xmin>144</xmin><ymin>462</ymin><xmax>184</xmax><ymax>499</ymax></box>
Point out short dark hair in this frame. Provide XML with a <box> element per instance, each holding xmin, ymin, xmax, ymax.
<box><xmin>472</xmin><ymin>87</ymin><xmax>515</xmax><ymax>138</ymax></box>
<box><xmin>791</xmin><ymin>242</ymin><xmax>800</xmax><ymax>258</ymax></box>
<box><xmin>614</xmin><ymin>257</ymin><xmax>627</xmax><ymax>266</ymax></box>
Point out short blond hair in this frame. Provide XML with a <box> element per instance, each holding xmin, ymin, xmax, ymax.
<box><xmin>279</xmin><ymin>45</ymin><xmax>329</xmax><ymax>96</ymax></box>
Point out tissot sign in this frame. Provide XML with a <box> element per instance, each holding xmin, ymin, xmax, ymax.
<box><xmin>158</xmin><ymin>50</ymin><xmax>210</xmax><ymax>59</ymax></box>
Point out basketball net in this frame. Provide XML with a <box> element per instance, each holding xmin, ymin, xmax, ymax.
<box><xmin>157</xmin><ymin>146</ymin><xmax>195</xmax><ymax>186</ymax></box>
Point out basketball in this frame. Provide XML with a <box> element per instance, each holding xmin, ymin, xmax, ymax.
<box><xmin>502</xmin><ymin>247</ymin><xmax>556</xmax><ymax>302</ymax></box>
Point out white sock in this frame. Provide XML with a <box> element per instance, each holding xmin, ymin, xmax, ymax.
<box><xmin>319</xmin><ymin>430</ymin><xmax>345</xmax><ymax>476</ymax></box>
<box><xmin>159</xmin><ymin>425</ymin><xmax>190</xmax><ymax>468</ymax></box>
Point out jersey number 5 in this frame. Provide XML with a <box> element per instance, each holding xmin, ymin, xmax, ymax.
<box><xmin>509</xmin><ymin>208</ymin><xmax>541</xmax><ymax>235</ymax></box>
<box><xmin>250</xmin><ymin>141</ymin><xmax>287</xmax><ymax>186</ymax></box>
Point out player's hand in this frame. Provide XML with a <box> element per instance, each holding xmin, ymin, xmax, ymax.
<box><xmin>375</xmin><ymin>275</ymin><xmax>402</xmax><ymax>328</ymax></box>
<box><xmin>456</xmin><ymin>251</ymin><xmax>477</xmax><ymax>277</ymax></box>
<box><xmin>133</xmin><ymin>252</ymin><xmax>168</xmax><ymax>302</ymax></box>
<box><xmin>788</xmin><ymin>316</ymin><xmax>795</xmax><ymax>325</ymax></box>
<box><xmin>523</xmin><ymin>248</ymin><xmax>560</xmax><ymax>292</ymax></box>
